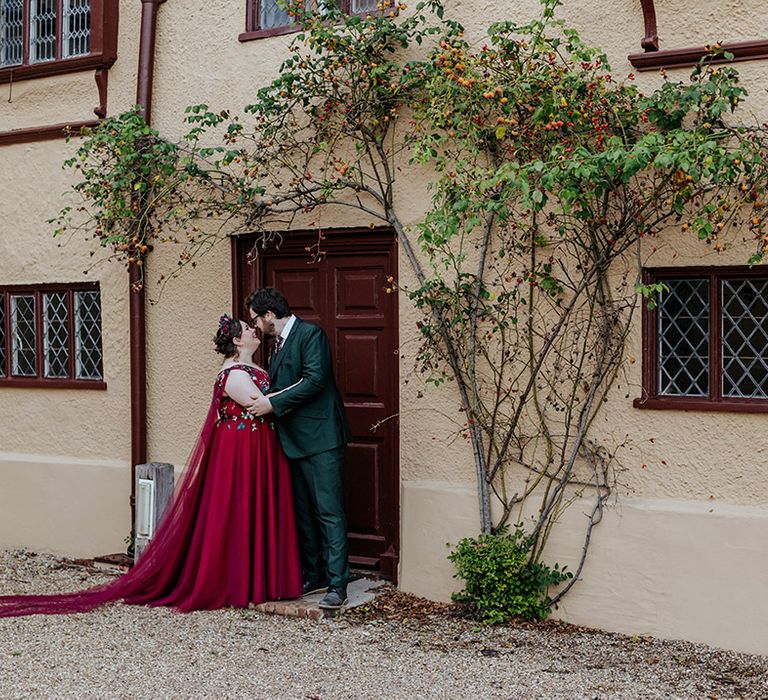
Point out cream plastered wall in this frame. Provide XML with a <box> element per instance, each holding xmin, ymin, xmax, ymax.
<box><xmin>133</xmin><ymin>1</ymin><xmax>768</xmax><ymax>653</ymax></box>
<box><xmin>654</xmin><ymin>0</ymin><xmax>768</xmax><ymax>50</ymax></box>
<box><xmin>0</xmin><ymin>0</ymin><xmax>143</xmax><ymax>555</ymax></box>
<box><xmin>142</xmin><ymin>2</ymin><xmax>461</xmax><ymax>471</ymax></box>
<box><xmin>1</xmin><ymin>0</ymin><xmax>765</xmax><ymax>653</ymax></box>
<box><xmin>0</xmin><ymin>72</ymin><xmax>98</xmax><ymax>131</ymax></box>
<box><xmin>145</xmin><ymin>6</ymin><xmax>313</xmax><ymax>470</ymax></box>
<box><xmin>396</xmin><ymin>0</ymin><xmax>768</xmax><ymax>655</ymax></box>
<box><xmin>142</xmin><ymin>1</ymin><xmax>478</xmax><ymax>477</ymax></box>
<box><xmin>400</xmin><ymin>480</ymin><xmax>768</xmax><ymax>655</ymax></box>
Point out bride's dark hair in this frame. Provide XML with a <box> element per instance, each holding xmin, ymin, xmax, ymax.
<box><xmin>214</xmin><ymin>315</ymin><xmax>243</xmax><ymax>357</ymax></box>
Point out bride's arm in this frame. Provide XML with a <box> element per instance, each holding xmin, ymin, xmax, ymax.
<box><xmin>224</xmin><ymin>369</ymin><xmax>264</xmax><ymax>409</ymax></box>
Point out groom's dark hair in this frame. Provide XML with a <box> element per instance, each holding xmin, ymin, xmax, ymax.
<box><xmin>245</xmin><ymin>287</ymin><xmax>292</xmax><ymax>319</ymax></box>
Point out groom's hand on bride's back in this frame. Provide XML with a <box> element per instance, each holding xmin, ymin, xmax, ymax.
<box><xmin>246</xmin><ymin>394</ymin><xmax>273</xmax><ymax>416</ymax></box>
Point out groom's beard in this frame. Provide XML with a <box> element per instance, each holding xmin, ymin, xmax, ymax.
<box><xmin>265</xmin><ymin>320</ymin><xmax>278</xmax><ymax>337</ymax></box>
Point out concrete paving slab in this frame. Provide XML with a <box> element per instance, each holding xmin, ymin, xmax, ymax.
<box><xmin>252</xmin><ymin>577</ymin><xmax>387</xmax><ymax>619</ymax></box>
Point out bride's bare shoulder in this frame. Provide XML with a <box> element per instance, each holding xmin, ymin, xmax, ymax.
<box><xmin>219</xmin><ymin>361</ymin><xmax>264</xmax><ymax>377</ymax></box>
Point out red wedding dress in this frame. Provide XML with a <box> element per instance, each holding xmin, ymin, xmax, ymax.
<box><xmin>0</xmin><ymin>364</ymin><xmax>303</xmax><ymax>617</ymax></box>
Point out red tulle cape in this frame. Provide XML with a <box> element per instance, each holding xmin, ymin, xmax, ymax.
<box><xmin>0</xmin><ymin>366</ymin><xmax>303</xmax><ymax>617</ymax></box>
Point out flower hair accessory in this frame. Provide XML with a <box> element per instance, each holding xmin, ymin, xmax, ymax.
<box><xmin>218</xmin><ymin>314</ymin><xmax>235</xmax><ymax>337</ymax></box>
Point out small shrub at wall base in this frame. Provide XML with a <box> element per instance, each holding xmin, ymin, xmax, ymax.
<box><xmin>448</xmin><ymin>525</ymin><xmax>572</xmax><ymax>623</ymax></box>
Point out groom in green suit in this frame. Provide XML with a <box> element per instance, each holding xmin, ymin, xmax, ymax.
<box><xmin>245</xmin><ymin>288</ymin><xmax>352</xmax><ymax>609</ymax></box>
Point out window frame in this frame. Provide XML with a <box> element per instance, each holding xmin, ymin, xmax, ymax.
<box><xmin>0</xmin><ymin>0</ymin><xmax>118</xmax><ymax>85</ymax></box>
<box><xmin>635</xmin><ymin>266</ymin><xmax>768</xmax><ymax>413</ymax></box>
<box><xmin>239</xmin><ymin>0</ymin><xmax>391</xmax><ymax>42</ymax></box>
<box><xmin>628</xmin><ymin>0</ymin><xmax>768</xmax><ymax>71</ymax></box>
<box><xmin>0</xmin><ymin>282</ymin><xmax>106</xmax><ymax>389</ymax></box>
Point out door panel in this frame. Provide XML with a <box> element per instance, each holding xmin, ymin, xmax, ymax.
<box><xmin>234</xmin><ymin>231</ymin><xmax>399</xmax><ymax>579</ymax></box>
<box><xmin>337</xmin><ymin>333</ymin><xmax>380</xmax><ymax>398</ymax></box>
<box><xmin>269</xmin><ymin>267</ymin><xmax>322</xmax><ymax>321</ymax></box>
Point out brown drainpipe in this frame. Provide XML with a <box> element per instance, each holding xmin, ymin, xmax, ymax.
<box><xmin>130</xmin><ymin>0</ymin><xmax>166</xmax><ymax>537</ymax></box>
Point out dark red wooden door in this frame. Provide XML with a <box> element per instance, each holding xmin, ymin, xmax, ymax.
<box><xmin>233</xmin><ymin>231</ymin><xmax>400</xmax><ymax>579</ymax></box>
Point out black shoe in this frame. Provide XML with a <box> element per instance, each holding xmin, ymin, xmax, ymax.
<box><xmin>302</xmin><ymin>579</ymin><xmax>328</xmax><ymax>596</ymax></box>
<box><xmin>318</xmin><ymin>586</ymin><xmax>348</xmax><ymax>609</ymax></box>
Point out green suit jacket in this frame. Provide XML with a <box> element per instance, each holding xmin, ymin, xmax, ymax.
<box><xmin>267</xmin><ymin>317</ymin><xmax>351</xmax><ymax>459</ymax></box>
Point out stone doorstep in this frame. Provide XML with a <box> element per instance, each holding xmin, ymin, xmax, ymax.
<box><xmin>251</xmin><ymin>578</ymin><xmax>387</xmax><ymax>620</ymax></box>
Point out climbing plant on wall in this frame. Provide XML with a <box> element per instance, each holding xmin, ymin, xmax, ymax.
<box><xmin>54</xmin><ymin>0</ymin><xmax>768</xmax><ymax>608</ymax></box>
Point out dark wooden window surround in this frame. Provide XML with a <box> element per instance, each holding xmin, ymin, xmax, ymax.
<box><xmin>0</xmin><ymin>0</ymin><xmax>117</xmax><ymax>147</ymax></box>
<box><xmin>0</xmin><ymin>282</ymin><xmax>106</xmax><ymax>389</ymax></box>
<box><xmin>629</xmin><ymin>0</ymin><xmax>768</xmax><ymax>71</ymax></box>
<box><xmin>635</xmin><ymin>266</ymin><xmax>768</xmax><ymax>413</ymax></box>
<box><xmin>0</xmin><ymin>0</ymin><xmax>117</xmax><ymax>83</ymax></box>
<box><xmin>240</xmin><ymin>0</ymin><xmax>385</xmax><ymax>41</ymax></box>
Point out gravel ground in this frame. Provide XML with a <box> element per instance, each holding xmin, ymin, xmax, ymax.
<box><xmin>0</xmin><ymin>550</ymin><xmax>766</xmax><ymax>699</ymax></box>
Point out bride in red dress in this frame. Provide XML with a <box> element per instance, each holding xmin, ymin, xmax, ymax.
<box><xmin>0</xmin><ymin>315</ymin><xmax>303</xmax><ymax>617</ymax></box>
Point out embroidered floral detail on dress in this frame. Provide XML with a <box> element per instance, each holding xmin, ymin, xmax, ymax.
<box><xmin>215</xmin><ymin>364</ymin><xmax>273</xmax><ymax>430</ymax></box>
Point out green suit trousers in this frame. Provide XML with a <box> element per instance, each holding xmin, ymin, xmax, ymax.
<box><xmin>289</xmin><ymin>445</ymin><xmax>349</xmax><ymax>590</ymax></box>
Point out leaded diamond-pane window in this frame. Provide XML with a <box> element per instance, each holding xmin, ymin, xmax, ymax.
<box><xmin>639</xmin><ymin>268</ymin><xmax>768</xmax><ymax>411</ymax></box>
<box><xmin>0</xmin><ymin>0</ymin><xmax>97</xmax><ymax>72</ymax></box>
<box><xmin>349</xmin><ymin>0</ymin><xmax>379</xmax><ymax>13</ymax></box>
<box><xmin>11</xmin><ymin>295</ymin><xmax>37</xmax><ymax>376</ymax></box>
<box><xmin>75</xmin><ymin>289</ymin><xmax>103</xmax><ymax>380</ymax></box>
<box><xmin>63</xmin><ymin>0</ymin><xmax>90</xmax><ymax>58</ymax></box>
<box><xmin>30</xmin><ymin>0</ymin><xmax>57</xmax><ymax>63</ymax></box>
<box><xmin>0</xmin><ymin>293</ymin><xmax>5</xmax><ymax>377</ymax></box>
<box><xmin>0</xmin><ymin>284</ymin><xmax>104</xmax><ymax>387</ymax></box>
<box><xmin>657</xmin><ymin>279</ymin><xmax>710</xmax><ymax>397</ymax></box>
<box><xmin>244</xmin><ymin>0</ymin><xmax>392</xmax><ymax>35</ymax></box>
<box><xmin>721</xmin><ymin>279</ymin><xmax>768</xmax><ymax>399</ymax></box>
<box><xmin>0</xmin><ymin>0</ymin><xmax>24</xmax><ymax>67</ymax></box>
<box><xmin>44</xmin><ymin>292</ymin><xmax>69</xmax><ymax>378</ymax></box>
<box><xmin>259</xmin><ymin>0</ymin><xmax>292</xmax><ymax>30</ymax></box>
